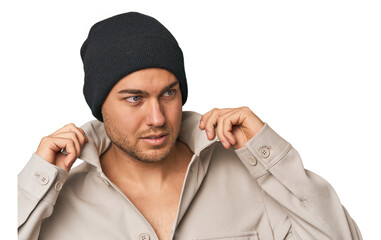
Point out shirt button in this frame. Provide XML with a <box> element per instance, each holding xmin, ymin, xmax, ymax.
<box><xmin>55</xmin><ymin>181</ymin><xmax>63</xmax><ymax>191</ymax></box>
<box><xmin>139</xmin><ymin>233</ymin><xmax>150</xmax><ymax>240</ymax></box>
<box><xmin>248</xmin><ymin>156</ymin><xmax>257</xmax><ymax>166</ymax></box>
<box><xmin>259</xmin><ymin>146</ymin><xmax>271</xmax><ymax>158</ymax></box>
<box><xmin>38</xmin><ymin>174</ymin><xmax>49</xmax><ymax>185</ymax></box>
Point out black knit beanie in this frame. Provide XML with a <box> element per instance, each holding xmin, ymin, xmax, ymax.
<box><xmin>80</xmin><ymin>12</ymin><xmax>187</xmax><ymax>121</ymax></box>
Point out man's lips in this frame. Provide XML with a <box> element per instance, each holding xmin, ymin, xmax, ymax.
<box><xmin>140</xmin><ymin>133</ymin><xmax>168</xmax><ymax>146</ymax></box>
<box><xmin>140</xmin><ymin>133</ymin><xmax>168</xmax><ymax>139</ymax></box>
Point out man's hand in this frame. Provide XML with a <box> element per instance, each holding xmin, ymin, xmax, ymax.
<box><xmin>36</xmin><ymin>123</ymin><xmax>88</xmax><ymax>172</ymax></box>
<box><xmin>199</xmin><ymin>107</ymin><xmax>265</xmax><ymax>150</ymax></box>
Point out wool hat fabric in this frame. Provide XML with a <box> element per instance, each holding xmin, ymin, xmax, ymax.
<box><xmin>80</xmin><ymin>12</ymin><xmax>187</xmax><ymax>121</ymax></box>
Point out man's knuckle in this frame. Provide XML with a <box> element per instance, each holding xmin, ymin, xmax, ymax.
<box><xmin>78</xmin><ymin>133</ymin><xmax>85</xmax><ymax>141</ymax></box>
<box><xmin>217</xmin><ymin>117</ymin><xmax>224</xmax><ymax>125</ymax></box>
<box><xmin>65</xmin><ymin>123</ymin><xmax>76</xmax><ymax>128</ymax></box>
<box><xmin>211</xmin><ymin>110</ymin><xmax>221</xmax><ymax>118</ymax></box>
<box><xmin>69</xmin><ymin>131</ymin><xmax>78</xmax><ymax>138</ymax></box>
<box><xmin>67</xmin><ymin>139</ymin><xmax>75</xmax><ymax>146</ymax></box>
<box><xmin>40</xmin><ymin>136</ymin><xmax>50</xmax><ymax>144</ymax></box>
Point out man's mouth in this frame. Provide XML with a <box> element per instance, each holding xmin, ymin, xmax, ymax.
<box><xmin>141</xmin><ymin>134</ymin><xmax>167</xmax><ymax>139</ymax></box>
<box><xmin>140</xmin><ymin>134</ymin><xmax>168</xmax><ymax>146</ymax></box>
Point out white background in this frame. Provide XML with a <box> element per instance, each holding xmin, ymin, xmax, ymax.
<box><xmin>1</xmin><ymin>0</ymin><xmax>380</xmax><ymax>239</ymax></box>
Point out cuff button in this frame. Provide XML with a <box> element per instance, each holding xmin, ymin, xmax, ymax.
<box><xmin>37</xmin><ymin>174</ymin><xmax>49</xmax><ymax>185</ymax></box>
<box><xmin>248</xmin><ymin>156</ymin><xmax>257</xmax><ymax>166</ymax></box>
<box><xmin>259</xmin><ymin>146</ymin><xmax>271</xmax><ymax>158</ymax></box>
<box><xmin>55</xmin><ymin>181</ymin><xmax>63</xmax><ymax>191</ymax></box>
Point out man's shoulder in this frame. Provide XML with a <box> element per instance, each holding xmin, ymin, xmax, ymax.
<box><xmin>182</xmin><ymin>111</ymin><xmax>202</xmax><ymax>120</ymax></box>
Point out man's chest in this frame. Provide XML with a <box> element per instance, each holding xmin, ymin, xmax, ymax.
<box><xmin>125</xmin><ymin>190</ymin><xmax>181</xmax><ymax>240</ymax></box>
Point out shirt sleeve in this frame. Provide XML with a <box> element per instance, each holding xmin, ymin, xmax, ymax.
<box><xmin>235</xmin><ymin>123</ymin><xmax>362</xmax><ymax>240</ymax></box>
<box><xmin>18</xmin><ymin>153</ymin><xmax>68</xmax><ymax>240</ymax></box>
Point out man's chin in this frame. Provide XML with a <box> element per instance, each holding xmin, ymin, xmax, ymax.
<box><xmin>137</xmin><ymin>146</ymin><xmax>172</xmax><ymax>163</ymax></box>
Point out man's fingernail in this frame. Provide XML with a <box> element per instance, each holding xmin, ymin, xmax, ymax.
<box><xmin>222</xmin><ymin>141</ymin><xmax>229</xmax><ymax>148</ymax></box>
<box><xmin>199</xmin><ymin>121</ymin><xmax>204</xmax><ymax>128</ymax></box>
<box><xmin>61</xmin><ymin>149</ymin><xmax>69</xmax><ymax>155</ymax></box>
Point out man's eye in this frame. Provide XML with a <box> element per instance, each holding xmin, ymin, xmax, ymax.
<box><xmin>126</xmin><ymin>96</ymin><xmax>142</xmax><ymax>103</ymax></box>
<box><xmin>163</xmin><ymin>89</ymin><xmax>175</xmax><ymax>97</ymax></box>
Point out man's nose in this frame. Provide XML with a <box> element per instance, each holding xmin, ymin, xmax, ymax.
<box><xmin>146</xmin><ymin>100</ymin><xmax>166</xmax><ymax>127</ymax></box>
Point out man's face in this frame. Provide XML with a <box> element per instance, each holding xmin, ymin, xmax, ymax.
<box><xmin>101</xmin><ymin>68</ymin><xmax>183</xmax><ymax>163</ymax></box>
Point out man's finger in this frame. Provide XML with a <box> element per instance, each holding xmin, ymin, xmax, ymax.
<box><xmin>203</xmin><ymin>109</ymin><xmax>222</xmax><ymax>140</ymax></box>
<box><xmin>52</xmin><ymin>123</ymin><xmax>77</xmax><ymax>134</ymax></box>
<box><xmin>216</xmin><ymin>109</ymin><xmax>241</xmax><ymax>149</ymax></box>
<box><xmin>215</xmin><ymin>116</ymin><xmax>230</xmax><ymax>149</ymax></box>
<box><xmin>52</xmin><ymin>139</ymin><xmax>77</xmax><ymax>171</ymax></box>
<box><xmin>51</xmin><ymin>132</ymin><xmax>83</xmax><ymax>158</ymax></box>
<box><xmin>52</xmin><ymin>124</ymin><xmax>88</xmax><ymax>143</ymax></box>
<box><xmin>202</xmin><ymin>108</ymin><xmax>235</xmax><ymax>140</ymax></box>
<box><xmin>200</xmin><ymin>108</ymin><xmax>234</xmax><ymax>130</ymax></box>
<box><xmin>199</xmin><ymin>108</ymin><xmax>217</xmax><ymax>130</ymax></box>
<box><xmin>37</xmin><ymin>136</ymin><xmax>78</xmax><ymax>165</ymax></box>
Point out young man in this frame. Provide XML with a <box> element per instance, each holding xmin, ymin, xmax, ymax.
<box><xmin>18</xmin><ymin>12</ymin><xmax>362</xmax><ymax>240</ymax></box>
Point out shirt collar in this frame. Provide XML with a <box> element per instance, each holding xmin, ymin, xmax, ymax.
<box><xmin>178</xmin><ymin>111</ymin><xmax>218</xmax><ymax>156</ymax></box>
<box><xmin>78</xmin><ymin>111</ymin><xmax>218</xmax><ymax>170</ymax></box>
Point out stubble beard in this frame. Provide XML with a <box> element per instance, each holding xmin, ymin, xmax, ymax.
<box><xmin>103</xmin><ymin>117</ymin><xmax>178</xmax><ymax>164</ymax></box>
<box><xmin>111</xmin><ymin>133</ymin><xmax>176</xmax><ymax>164</ymax></box>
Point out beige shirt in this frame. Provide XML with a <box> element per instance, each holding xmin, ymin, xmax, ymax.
<box><xmin>18</xmin><ymin>111</ymin><xmax>362</xmax><ymax>240</ymax></box>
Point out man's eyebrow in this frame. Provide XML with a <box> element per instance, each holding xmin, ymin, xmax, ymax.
<box><xmin>160</xmin><ymin>81</ymin><xmax>179</xmax><ymax>94</ymax></box>
<box><xmin>117</xmin><ymin>81</ymin><xmax>179</xmax><ymax>95</ymax></box>
<box><xmin>117</xmin><ymin>89</ymin><xmax>148</xmax><ymax>95</ymax></box>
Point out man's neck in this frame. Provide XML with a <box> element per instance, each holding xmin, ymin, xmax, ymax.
<box><xmin>100</xmin><ymin>140</ymin><xmax>193</xmax><ymax>191</ymax></box>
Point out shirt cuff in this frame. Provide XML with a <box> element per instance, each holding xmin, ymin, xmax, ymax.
<box><xmin>235</xmin><ymin>123</ymin><xmax>292</xmax><ymax>178</ymax></box>
<box><xmin>18</xmin><ymin>153</ymin><xmax>69</xmax><ymax>205</ymax></box>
